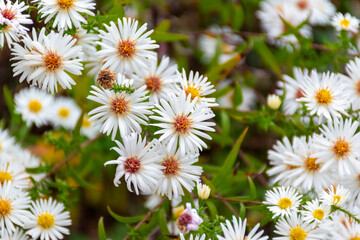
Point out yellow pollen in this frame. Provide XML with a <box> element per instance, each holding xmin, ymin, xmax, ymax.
<box><xmin>43</xmin><ymin>51</ymin><xmax>62</xmax><ymax>72</ymax></box>
<box><xmin>161</xmin><ymin>155</ymin><xmax>180</xmax><ymax>177</ymax></box>
<box><xmin>333</xmin><ymin>139</ymin><xmax>350</xmax><ymax>159</ymax></box>
<box><xmin>313</xmin><ymin>209</ymin><xmax>325</xmax><ymax>220</ymax></box>
<box><xmin>58</xmin><ymin>108</ymin><xmax>70</xmax><ymax>118</ymax></box>
<box><xmin>117</xmin><ymin>40</ymin><xmax>136</xmax><ymax>58</ymax></box>
<box><xmin>289</xmin><ymin>226</ymin><xmax>307</xmax><ymax>240</ymax></box>
<box><xmin>340</xmin><ymin>18</ymin><xmax>351</xmax><ymax>28</ymax></box>
<box><xmin>0</xmin><ymin>142</ymin><xmax>2</xmax><ymax>151</ymax></box>
<box><xmin>0</xmin><ymin>171</ymin><xmax>12</xmax><ymax>184</ymax></box>
<box><xmin>278</xmin><ymin>198</ymin><xmax>292</xmax><ymax>209</ymax></box>
<box><xmin>333</xmin><ymin>195</ymin><xmax>341</xmax><ymax>205</ymax></box>
<box><xmin>184</xmin><ymin>85</ymin><xmax>202</xmax><ymax>100</ymax></box>
<box><xmin>110</xmin><ymin>96</ymin><xmax>130</xmax><ymax>116</ymax></box>
<box><xmin>144</xmin><ymin>76</ymin><xmax>162</xmax><ymax>93</ymax></box>
<box><xmin>28</xmin><ymin>100</ymin><xmax>42</xmax><ymax>113</ymax></box>
<box><xmin>82</xmin><ymin>117</ymin><xmax>91</xmax><ymax>128</ymax></box>
<box><xmin>173</xmin><ymin>113</ymin><xmax>193</xmax><ymax>135</ymax></box>
<box><xmin>305</xmin><ymin>156</ymin><xmax>320</xmax><ymax>172</ymax></box>
<box><xmin>315</xmin><ymin>88</ymin><xmax>332</xmax><ymax>105</ymax></box>
<box><xmin>57</xmin><ymin>0</ymin><xmax>74</xmax><ymax>9</ymax></box>
<box><xmin>351</xmin><ymin>235</ymin><xmax>360</xmax><ymax>240</ymax></box>
<box><xmin>37</xmin><ymin>213</ymin><xmax>55</xmax><ymax>229</ymax></box>
<box><xmin>0</xmin><ymin>199</ymin><xmax>12</xmax><ymax>216</ymax></box>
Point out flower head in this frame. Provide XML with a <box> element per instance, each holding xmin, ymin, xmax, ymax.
<box><xmin>176</xmin><ymin>203</ymin><xmax>203</xmax><ymax>234</ymax></box>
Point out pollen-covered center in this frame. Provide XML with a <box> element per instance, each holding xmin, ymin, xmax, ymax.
<box><xmin>161</xmin><ymin>155</ymin><xmax>180</xmax><ymax>177</ymax></box>
<box><xmin>124</xmin><ymin>156</ymin><xmax>141</xmax><ymax>174</ymax></box>
<box><xmin>184</xmin><ymin>85</ymin><xmax>202</xmax><ymax>100</ymax></box>
<box><xmin>173</xmin><ymin>114</ymin><xmax>193</xmax><ymax>135</ymax></box>
<box><xmin>297</xmin><ymin>0</ymin><xmax>308</xmax><ymax>10</ymax></box>
<box><xmin>315</xmin><ymin>88</ymin><xmax>332</xmax><ymax>105</ymax></box>
<box><xmin>58</xmin><ymin>108</ymin><xmax>70</xmax><ymax>118</ymax></box>
<box><xmin>57</xmin><ymin>0</ymin><xmax>74</xmax><ymax>10</ymax></box>
<box><xmin>37</xmin><ymin>213</ymin><xmax>55</xmax><ymax>229</ymax></box>
<box><xmin>278</xmin><ymin>197</ymin><xmax>292</xmax><ymax>209</ymax></box>
<box><xmin>304</xmin><ymin>156</ymin><xmax>321</xmax><ymax>172</ymax></box>
<box><xmin>333</xmin><ymin>195</ymin><xmax>341</xmax><ymax>205</ymax></box>
<box><xmin>0</xmin><ymin>199</ymin><xmax>12</xmax><ymax>216</ymax></box>
<box><xmin>110</xmin><ymin>96</ymin><xmax>130</xmax><ymax>116</ymax></box>
<box><xmin>351</xmin><ymin>235</ymin><xmax>360</xmax><ymax>240</ymax></box>
<box><xmin>340</xmin><ymin>19</ymin><xmax>351</xmax><ymax>28</ymax></box>
<box><xmin>28</xmin><ymin>100</ymin><xmax>42</xmax><ymax>113</ymax></box>
<box><xmin>144</xmin><ymin>76</ymin><xmax>162</xmax><ymax>93</ymax></box>
<box><xmin>0</xmin><ymin>171</ymin><xmax>12</xmax><ymax>184</ymax></box>
<box><xmin>313</xmin><ymin>209</ymin><xmax>325</xmax><ymax>220</ymax></box>
<box><xmin>1</xmin><ymin>9</ymin><xmax>16</xmax><ymax>21</ymax></box>
<box><xmin>43</xmin><ymin>51</ymin><xmax>63</xmax><ymax>72</ymax></box>
<box><xmin>117</xmin><ymin>40</ymin><xmax>136</xmax><ymax>58</ymax></box>
<box><xmin>333</xmin><ymin>138</ymin><xmax>350</xmax><ymax>159</ymax></box>
<box><xmin>289</xmin><ymin>226</ymin><xmax>307</xmax><ymax>240</ymax></box>
<box><xmin>82</xmin><ymin>117</ymin><xmax>91</xmax><ymax>128</ymax></box>
<box><xmin>177</xmin><ymin>212</ymin><xmax>192</xmax><ymax>233</ymax></box>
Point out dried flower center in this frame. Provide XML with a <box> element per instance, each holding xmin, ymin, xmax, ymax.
<box><xmin>37</xmin><ymin>213</ymin><xmax>55</xmax><ymax>229</ymax></box>
<box><xmin>0</xmin><ymin>171</ymin><xmax>12</xmax><ymax>184</ymax></box>
<box><xmin>110</xmin><ymin>96</ymin><xmax>130</xmax><ymax>116</ymax></box>
<box><xmin>161</xmin><ymin>155</ymin><xmax>180</xmax><ymax>177</ymax></box>
<box><xmin>333</xmin><ymin>138</ymin><xmax>350</xmax><ymax>159</ymax></box>
<box><xmin>312</xmin><ymin>209</ymin><xmax>325</xmax><ymax>220</ymax></box>
<box><xmin>304</xmin><ymin>156</ymin><xmax>320</xmax><ymax>172</ymax></box>
<box><xmin>173</xmin><ymin>114</ymin><xmax>193</xmax><ymax>135</ymax></box>
<box><xmin>0</xmin><ymin>199</ymin><xmax>12</xmax><ymax>216</ymax></box>
<box><xmin>97</xmin><ymin>69</ymin><xmax>116</xmax><ymax>89</ymax></box>
<box><xmin>340</xmin><ymin>19</ymin><xmax>351</xmax><ymax>28</ymax></box>
<box><xmin>351</xmin><ymin>235</ymin><xmax>360</xmax><ymax>240</ymax></box>
<box><xmin>177</xmin><ymin>213</ymin><xmax>192</xmax><ymax>233</ymax></box>
<box><xmin>184</xmin><ymin>85</ymin><xmax>202</xmax><ymax>100</ymax></box>
<box><xmin>82</xmin><ymin>117</ymin><xmax>91</xmax><ymax>128</ymax></box>
<box><xmin>1</xmin><ymin>9</ymin><xmax>16</xmax><ymax>21</ymax></box>
<box><xmin>58</xmin><ymin>108</ymin><xmax>70</xmax><ymax>118</ymax></box>
<box><xmin>124</xmin><ymin>156</ymin><xmax>141</xmax><ymax>174</ymax></box>
<box><xmin>28</xmin><ymin>100</ymin><xmax>42</xmax><ymax>113</ymax></box>
<box><xmin>117</xmin><ymin>40</ymin><xmax>136</xmax><ymax>58</ymax></box>
<box><xmin>144</xmin><ymin>76</ymin><xmax>162</xmax><ymax>93</ymax></box>
<box><xmin>332</xmin><ymin>195</ymin><xmax>341</xmax><ymax>205</ymax></box>
<box><xmin>43</xmin><ymin>51</ymin><xmax>63</xmax><ymax>72</ymax></box>
<box><xmin>315</xmin><ymin>88</ymin><xmax>332</xmax><ymax>105</ymax></box>
<box><xmin>295</xmin><ymin>88</ymin><xmax>304</xmax><ymax>99</ymax></box>
<box><xmin>278</xmin><ymin>197</ymin><xmax>292</xmax><ymax>209</ymax></box>
<box><xmin>297</xmin><ymin>0</ymin><xmax>308</xmax><ymax>10</ymax></box>
<box><xmin>289</xmin><ymin>226</ymin><xmax>307</xmax><ymax>240</ymax></box>
<box><xmin>57</xmin><ymin>0</ymin><xmax>74</xmax><ymax>9</ymax></box>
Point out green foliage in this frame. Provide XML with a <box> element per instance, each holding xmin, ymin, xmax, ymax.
<box><xmin>98</xmin><ymin>217</ymin><xmax>107</xmax><ymax>240</ymax></box>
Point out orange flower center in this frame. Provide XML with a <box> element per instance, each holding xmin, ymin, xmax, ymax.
<box><xmin>110</xmin><ymin>96</ymin><xmax>130</xmax><ymax>116</ymax></box>
<box><xmin>144</xmin><ymin>76</ymin><xmax>162</xmax><ymax>93</ymax></box>
<box><xmin>173</xmin><ymin>114</ymin><xmax>193</xmax><ymax>135</ymax></box>
<box><xmin>43</xmin><ymin>51</ymin><xmax>63</xmax><ymax>72</ymax></box>
<box><xmin>161</xmin><ymin>155</ymin><xmax>180</xmax><ymax>177</ymax></box>
<box><xmin>117</xmin><ymin>40</ymin><xmax>136</xmax><ymax>58</ymax></box>
<box><xmin>333</xmin><ymin>138</ymin><xmax>350</xmax><ymax>159</ymax></box>
<box><xmin>315</xmin><ymin>88</ymin><xmax>332</xmax><ymax>105</ymax></box>
<box><xmin>124</xmin><ymin>156</ymin><xmax>141</xmax><ymax>173</ymax></box>
<box><xmin>0</xmin><ymin>199</ymin><xmax>12</xmax><ymax>216</ymax></box>
<box><xmin>57</xmin><ymin>0</ymin><xmax>74</xmax><ymax>9</ymax></box>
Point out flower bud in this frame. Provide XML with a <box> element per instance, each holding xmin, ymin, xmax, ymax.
<box><xmin>197</xmin><ymin>182</ymin><xmax>211</xmax><ymax>200</ymax></box>
<box><xmin>267</xmin><ymin>94</ymin><xmax>281</xmax><ymax>110</ymax></box>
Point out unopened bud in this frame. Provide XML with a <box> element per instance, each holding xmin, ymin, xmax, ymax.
<box><xmin>97</xmin><ymin>69</ymin><xmax>116</xmax><ymax>89</ymax></box>
<box><xmin>267</xmin><ymin>94</ymin><xmax>281</xmax><ymax>110</ymax></box>
<box><xmin>197</xmin><ymin>182</ymin><xmax>211</xmax><ymax>200</ymax></box>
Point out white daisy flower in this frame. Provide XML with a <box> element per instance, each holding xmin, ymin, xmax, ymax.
<box><xmin>217</xmin><ymin>216</ymin><xmax>268</xmax><ymax>240</ymax></box>
<box><xmin>0</xmin><ymin>160</ymin><xmax>30</xmax><ymax>189</ymax></box>
<box><xmin>104</xmin><ymin>133</ymin><xmax>164</xmax><ymax>195</ymax></box>
<box><xmin>320</xmin><ymin>184</ymin><xmax>350</xmax><ymax>207</ymax></box>
<box><xmin>293</xmin><ymin>0</ymin><xmax>335</xmax><ymax>25</ymax></box>
<box><xmin>0</xmin><ymin>227</ymin><xmax>28</xmax><ymax>240</ymax></box>
<box><xmin>298</xmin><ymin>71</ymin><xmax>350</xmax><ymax>121</ymax></box>
<box><xmin>180</xmin><ymin>233</ymin><xmax>207</xmax><ymax>240</ymax></box>
<box><xmin>263</xmin><ymin>186</ymin><xmax>302</xmax><ymax>218</ymax></box>
<box><xmin>332</xmin><ymin>12</ymin><xmax>359</xmax><ymax>33</ymax></box>
<box><xmin>326</xmin><ymin>216</ymin><xmax>360</xmax><ymax>240</ymax></box>
<box><xmin>0</xmin><ymin>181</ymin><xmax>31</xmax><ymax>235</ymax></box>
<box><xmin>301</xmin><ymin>199</ymin><xmax>331</xmax><ymax>226</ymax></box>
<box><xmin>341</xmin><ymin>171</ymin><xmax>360</xmax><ymax>203</ymax></box>
<box><xmin>14</xmin><ymin>87</ymin><xmax>54</xmax><ymax>127</ymax></box>
<box><xmin>88</xmin><ymin>74</ymin><xmax>153</xmax><ymax>139</ymax></box>
<box><xmin>35</xmin><ymin>0</ymin><xmax>95</xmax><ymax>30</ymax></box>
<box><xmin>51</xmin><ymin>97</ymin><xmax>81</xmax><ymax>130</ymax></box>
<box><xmin>97</xmin><ymin>17</ymin><xmax>159</xmax><ymax>74</ymax></box>
<box><xmin>0</xmin><ymin>0</ymin><xmax>33</xmax><ymax>48</ymax></box>
<box><xmin>153</xmin><ymin>144</ymin><xmax>203</xmax><ymax>200</ymax></box>
<box><xmin>0</xmin><ymin>129</ymin><xmax>16</xmax><ymax>157</ymax></box>
<box><xmin>344</xmin><ymin>57</ymin><xmax>360</xmax><ymax>111</ymax></box>
<box><xmin>80</xmin><ymin>114</ymin><xmax>100</xmax><ymax>138</ymax></box>
<box><xmin>131</xmin><ymin>55</ymin><xmax>179</xmax><ymax>104</ymax></box>
<box><xmin>151</xmin><ymin>92</ymin><xmax>216</xmax><ymax>155</ymax></box>
<box><xmin>26</xmin><ymin>197</ymin><xmax>71</xmax><ymax>240</ymax></box>
<box><xmin>312</xmin><ymin>118</ymin><xmax>360</xmax><ymax>176</ymax></box>
<box><xmin>72</xmin><ymin>28</ymin><xmax>99</xmax><ymax>61</ymax></box>
<box><xmin>178</xmin><ymin>69</ymin><xmax>217</xmax><ymax>107</ymax></box>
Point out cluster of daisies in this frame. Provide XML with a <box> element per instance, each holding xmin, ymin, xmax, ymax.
<box><xmin>0</xmin><ymin>128</ymin><xmax>71</xmax><ymax>239</ymax></box>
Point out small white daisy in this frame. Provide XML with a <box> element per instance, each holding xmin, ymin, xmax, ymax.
<box><xmin>180</xmin><ymin>233</ymin><xmax>207</xmax><ymax>240</ymax></box>
<box><xmin>263</xmin><ymin>186</ymin><xmax>302</xmax><ymax>218</ymax></box>
<box><xmin>88</xmin><ymin>74</ymin><xmax>153</xmax><ymax>139</ymax></box>
<box><xmin>104</xmin><ymin>133</ymin><xmax>164</xmax><ymax>195</ymax></box>
<box><xmin>344</xmin><ymin>57</ymin><xmax>360</xmax><ymax>110</ymax></box>
<box><xmin>97</xmin><ymin>17</ymin><xmax>159</xmax><ymax>74</ymax></box>
<box><xmin>0</xmin><ymin>128</ymin><xmax>17</xmax><ymax>157</ymax></box>
<box><xmin>131</xmin><ymin>54</ymin><xmax>179</xmax><ymax>104</ymax></box>
<box><xmin>35</xmin><ymin>0</ymin><xmax>95</xmax><ymax>30</ymax></box>
<box><xmin>26</xmin><ymin>197</ymin><xmax>71</xmax><ymax>240</ymax></box>
<box><xmin>293</xmin><ymin>0</ymin><xmax>335</xmax><ymax>25</ymax></box>
<box><xmin>326</xmin><ymin>217</ymin><xmax>360</xmax><ymax>240</ymax></box>
<box><xmin>80</xmin><ymin>114</ymin><xmax>100</xmax><ymax>138</ymax></box>
<box><xmin>301</xmin><ymin>199</ymin><xmax>331</xmax><ymax>226</ymax></box>
<box><xmin>217</xmin><ymin>216</ymin><xmax>268</xmax><ymax>240</ymax></box>
<box><xmin>312</xmin><ymin>118</ymin><xmax>360</xmax><ymax>176</ymax></box>
<box><xmin>14</xmin><ymin>87</ymin><xmax>54</xmax><ymax>127</ymax></box>
<box><xmin>332</xmin><ymin>12</ymin><xmax>359</xmax><ymax>33</ymax></box>
<box><xmin>320</xmin><ymin>184</ymin><xmax>350</xmax><ymax>207</ymax></box>
<box><xmin>72</xmin><ymin>28</ymin><xmax>99</xmax><ymax>60</ymax></box>
<box><xmin>0</xmin><ymin>227</ymin><xmax>28</xmax><ymax>240</ymax></box>
<box><xmin>0</xmin><ymin>160</ymin><xmax>30</xmax><ymax>189</ymax></box>
<box><xmin>151</xmin><ymin>92</ymin><xmax>216</xmax><ymax>155</ymax></box>
<box><xmin>51</xmin><ymin>97</ymin><xmax>81</xmax><ymax>130</ymax></box>
<box><xmin>341</xmin><ymin>171</ymin><xmax>360</xmax><ymax>202</ymax></box>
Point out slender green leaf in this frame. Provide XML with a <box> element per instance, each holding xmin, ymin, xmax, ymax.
<box><xmin>252</xmin><ymin>36</ymin><xmax>281</xmax><ymax>76</ymax></box>
<box><xmin>151</xmin><ymin>32</ymin><xmax>189</xmax><ymax>42</ymax></box>
<box><xmin>233</xmin><ymin>82</ymin><xmax>243</xmax><ymax>108</ymax></box>
<box><xmin>68</xmin><ymin>165</ymin><xmax>97</xmax><ymax>190</ymax></box>
<box><xmin>155</xmin><ymin>20</ymin><xmax>171</xmax><ymax>32</ymax></box>
<box><xmin>98</xmin><ymin>217</ymin><xmax>106</xmax><ymax>240</ymax></box>
<box><xmin>107</xmin><ymin>206</ymin><xmax>145</xmax><ymax>224</ymax></box>
<box><xmin>207</xmin><ymin>54</ymin><xmax>241</xmax><ymax>84</ymax></box>
<box><xmin>248</xmin><ymin>177</ymin><xmax>257</xmax><ymax>200</ymax></box>
<box><xmin>240</xmin><ymin>203</ymin><xmax>246</xmax><ymax>219</ymax></box>
<box><xmin>158</xmin><ymin>207</ymin><xmax>170</xmax><ymax>234</ymax></box>
<box><xmin>232</xmin><ymin>4</ymin><xmax>244</xmax><ymax>30</ymax></box>
<box><xmin>206</xmin><ymin>200</ymin><xmax>218</xmax><ymax>218</ymax></box>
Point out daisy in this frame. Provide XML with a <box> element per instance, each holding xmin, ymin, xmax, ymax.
<box><xmin>293</xmin><ymin>0</ymin><xmax>335</xmax><ymax>25</ymax></box>
<box><xmin>180</xmin><ymin>233</ymin><xmax>207</xmax><ymax>240</ymax></box>
<box><xmin>88</xmin><ymin>74</ymin><xmax>153</xmax><ymax>139</ymax></box>
<box><xmin>312</xmin><ymin>118</ymin><xmax>360</xmax><ymax>176</ymax></box>
<box><xmin>326</xmin><ymin>215</ymin><xmax>360</xmax><ymax>240</ymax></box>
<box><xmin>26</xmin><ymin>197</ymin><xmax>71</xmax><ymax>240</ymax></box>
<box><xmin>131</xmin><ymin>55</ymin><xmax>179</xmax><ymax>104</ymax></box>
<box><xmin>176</xmin><ymin>203</ymin><xmax>203</xmax><ymax>234</ymax></box>
<box><xmin>97</xmin><ymin>17</ymin><xmax>159</xmax><ymax>74</ymax></box>
<box><xmin>0</xmin><ymin>160</ymin><xmax>30</xmax><ymax>189</ymax></box>
<box><xmin>14</xmin><ymin>87</ymin><xmax>54</xmax><ymax>127</ymax></box>
<box><xmin>104</xmin><ymin>133</ymin><xmax>164</xmax><ymax>195</ymax></box>
<box><xmin>263</xmin><ymin>186</ymin><xmax>302</xmax><ymax>218</ymax></box>
<box><xmin>0</xmin><ymin>0</ymin><xmax>33</xmax><ymax>47</ymax></box>
<box><xmin>320</xmin><ymin>184</ymin><xmax>350</xmax><ymax>207</ymax></box>
<box><xmin>301</xmin><ymin>199</ymin><xmax>331</xmax><ymax>226</ymax></box>
<box><xmin>151</xmin><ymin>92</ymin><xmax>216</xmax><ymax>155</ymax></box>
<box><xmin>298</xmin><ymin>71</ymin><xmax>350</xmax><ymax>121</ymax></box>
<box><xmin>72</xmin><ymin>28</ymin><xmax>99</xmax><ymax>60</ymax></box>
<box><xmin>0</xmin><ymin>181</ymin><xmax>31</xmax><ymax>235</ymax></box>
<box><xmin>0</xmin><ymin>128</ymin><xmax>17</xmax><ymax>157</ymax></box>
<box><xmin>80</xmin><ymin>114</ymin><xmax>100</xmax><ymax>138</ymax></box>
<box><xmin>217</xmin><ymin>216</ymin><xmax>268</xmax><ymax>240</ymax></box>
<box><xmin>344</xmin><ymin>57</ymin><xmax>360</xmax><ymax>110</ymax></box>
<box><xmin>341</xmin><ymin>171</ymin><xmax>360</xmax><ymax>202</ymax></box>
<box><xmin>51</xmin><ymin>97</ymin><xmax>81</xmax><ymax>130</ymax></box>
<box><xmin>153</xmin><ymin>144</ymin><xmax>203</xmax><ymax>200</ymax></box>
<box><xmin>0</xmin><ymin>227</ymin><xmax>28</xmax><ymax>240</ymax></box>
<box><xmin>332</xmin><ymin>12</ymin><xmax>359</xmax><ymax>33</ymax></box>
<box><xmin>35</xmin><ymin>0</ymin><xmax>95</xmax><ymax>30</ymax></box>
<box><xmin>178</xmin><ymin>69</ymin><xmax>217</xmax><ymax>107</ymax></box>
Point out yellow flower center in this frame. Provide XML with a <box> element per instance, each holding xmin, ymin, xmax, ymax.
<box><xmin>37</xmin><ymin>213</ymin><xmax>55</xmax><ymax>229</ymax></box>
<box><xmin>57</xmin><ymin>0</ymin><xmax>74</xmax><ymax>9</ymax></box>
<box><xmin>315</xmin><ymin>88</ymin><xmax>332</xmax><ymax>105</ymax></box>
<box><xmin>0</xmin><ymin>199</ymin><xmax>12</xmax><ymax>216</ymax></box>
<box><xmin>144</xmin><ymin>76</ymin><xmax>162</xmax><ymax>93</ymax></box>
<box><xmin>304</xmin><ymin>156</ymin><xmax>321</xmax><ymax>172</ymax></box>
<box><xmin>340</xmin><ymin>19</ymin><xmax>351</xmax><ymax>28</ymax></box>
<box><xmin>82</xmin><ymin>117</ymin><xmax>91</xmax><ymax>128</ymax></box>
<box><xmin>110</xmin><ymin>96</ymin><xmax>130</xmax><ymax>116</ymax></box>
<box><xmin>173</xmin><ymin>113</ymin><xmax>193</xmax><ymax>135</ymax></box>
<box><xmin>333</xmin><ymin>195</ymin><xmax>341</xmax><ymax>205</ymax></box>
<box><xmin>58</xmin><ymin>108</ymin><xmax>70</xmax><ymax>118</ymax></box>
<box><xmin>289</xmin><ymin>226</ymin><xmax>307</xmax><ymax>240</ymax></box>
<box><xmin>333</xmin><ymin>138</ymin><xmax>350</xmax><ymax>159</ymax></box>
<box><xmin>351</xmin><ymin>235</ymin><xmax>360</xmax><ymax>240</ymax></box>
<box><xmin>313</xmin><ymin>209</ymin><xmax>325</xmax><ymax>220</ymax></box>
<box><xmin>43</xmin><ymin>51</ymin><xmax>63</xmax><ymax>72</ymax></box>
<box><xmin>278</xmin><ymin>197</ymin><xmax>292</xmax><ymax>209</ymax></box>
<box><xmin>184</xmin><ymin>85</ymin><xmax>202</xmax><ymax>100</ymax></box>
<box><xmin>0</xmin><ymin>171</ymin><xmax>12</xmax><ymax>184</ymax></box>
<box><xmin>28</xmin><ymin>100</ymin><xmax>42</xmax><ymax>113</ymax></box>
<box><xmin>161</xmin><ymin>155</ymin><xmax>180</xmax><ymax>177</ymax></box>
<box><xmin>117</xmin><ymin>40</ymin><xmax>136</xmax><ymax>58</ymax></box>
